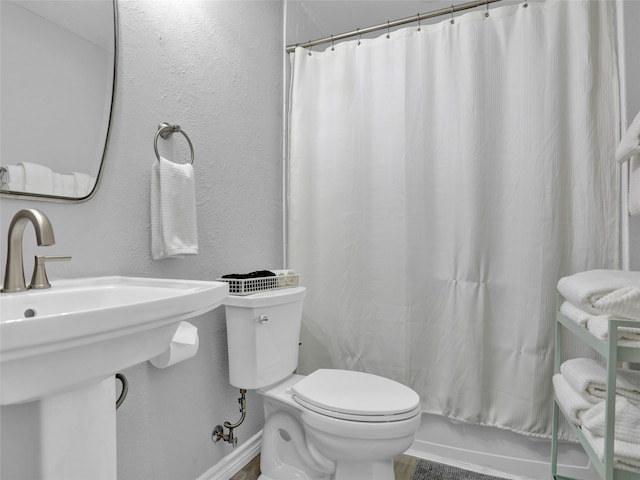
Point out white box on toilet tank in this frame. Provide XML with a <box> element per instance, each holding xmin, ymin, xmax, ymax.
<box><xmin>222</xmin><ymin>287</ymin><xmax>306</xmax><ymax>389</ymax></box>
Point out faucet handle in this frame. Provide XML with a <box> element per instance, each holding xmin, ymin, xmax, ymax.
<box><xmin>29</xmin><ymin>255</ymin><xmax>72</xmax><ymax>290</ymax></box>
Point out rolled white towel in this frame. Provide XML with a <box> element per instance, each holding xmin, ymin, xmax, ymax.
<box><xmin>560</xmin><ymin>358</ymin><xmax>640</xmax><ymax>403</ymax></box>
<box><xmin>582</xmin><ymin>396</ymin><xmax>640</xmax><ymax>444</ymax></box>
<box><xmin>557</xmin><ymin>270</ymin><xmax>640</xmax><ymax>319</ymax></box>
<box><xmin>582</xmin><ymin>428</ymin><xmax>640</xmax><ymax>473</ymax></box>
<box><xmin>552</xmin><ymin>374</ymin><xmax>595</xmax><ymax>425</ymax></box>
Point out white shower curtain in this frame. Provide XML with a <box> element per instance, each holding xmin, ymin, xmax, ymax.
<box><xmin>288</xmin><ymin>0</ymin><xmax>619</xmax><ymax>436</ymax></box>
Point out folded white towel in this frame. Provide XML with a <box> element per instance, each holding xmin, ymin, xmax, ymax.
<box><xmin>595</xmin><ymin>286</ymin><xmax>640</xmax><ymax>322</ymax></box>
<box><xmin>560</xmin><ymin>301</ymin><xmax>640</xmax><ymax>347</ymax></box>
<box><xmin>582</xmin><ymin>428</ymin><xmax>640</xmax><ymax>473</ymax></box>
<box><xmin>560</xmin><ymin>358</ymin><xmax>640</xmax><ymax>403</ymax></box>
<box><xmin>22</xmin><ymin>162</ymin><xmax>54</xmax><ymax>194</ymax></box>
<box><xmin>151</xmin><ymin>157</ymin><xmax>198</xmax><ymax>259</ymax></box>
<box><xmin>582</xmin><ymin>396</ymin><xmax>640</xmax><ymax>444</ymax></box>
<box><xmin>585</xmin><ymin>315</ymin><xmax>640</xmax><ymax>347</ymax></box>
<box><xmin>553</xmin><ymin>374</ymin><xmax>595</xmax><ymax>425</ymax></box>
<box><xmin>617</xmin><ymin>110</ymin><xmax>640</xmax><ymax>163</ymax></box>
<box><xmin>560</xmin><ymin>301</ymin><xmax>601</xmax><ymax>328</ymax></box>
<box><xmin>557</xmin><ymin>270</ymin><xmax>640</xmax><ymax>319</ymax></box>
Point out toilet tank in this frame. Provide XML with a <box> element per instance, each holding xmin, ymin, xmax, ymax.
<box><xmin>222</xmin><ymin>287</ymin><xmax>306</xmax><ymax>389</ymax></box>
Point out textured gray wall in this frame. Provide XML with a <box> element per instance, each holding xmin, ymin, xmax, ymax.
<box><xmin>0</xmin><ymin>1</ymin><xmax>283</xmax><ymax>479</ymax></box>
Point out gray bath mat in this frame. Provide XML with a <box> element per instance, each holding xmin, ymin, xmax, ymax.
<box><xmin>412</xmin><ymin>459</ymin><xmax>509</xmax><ymax>480</ymax></box>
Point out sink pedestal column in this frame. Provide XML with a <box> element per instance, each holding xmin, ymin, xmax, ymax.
<box><xmin>1</xmin><ymin>377</ymin><xmax>117</xmax><ymax>480</ymax></box>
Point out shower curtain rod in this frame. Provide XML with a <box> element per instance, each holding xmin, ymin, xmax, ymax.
<box><xmin>285</xmin><ymin>0</ymin><xmax>504</xmax><ymax>53</ymax></box>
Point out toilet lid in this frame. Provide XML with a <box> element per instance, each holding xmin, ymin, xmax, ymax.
<box><xmin>291</xmin><ymin>369</ymin><xmax>420</xmax><ymax>421</ymax></box>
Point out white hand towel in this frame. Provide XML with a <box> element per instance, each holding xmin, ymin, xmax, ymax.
<box><xmin>151</xmin><ymin>157</ymin><xmax>198</xmax><ymax>259</ymax></box>
<box><xmin>557</xmin><ymin>270</ymin><xmax>640</xmax><ymax>318</ymax></box>
<box><xmin>560</xmin><ymin>358</ymin><xmax>640</xmax><ymax>403</ymax></box>
<box><xmin>22</xmin><ymin>162</ymin><xmax>54</xmax><ymax>194</ymax></box>
<box><xmin>582</xmin><ymin>428</ymin><xmax>640</xmax><ymax>473</ymax></box>
<box><xmin>582</xmin><ymin>396</ymin><xmax>640</xmax><ymax>444</ymax></box>
<box><xmin>552</xmin><ymin>374</ymin><xmax>595</xmax><ymax>425</ymax></box>
<box><xmin>616</xmin><ymin>110</ymin><xmax>640</xmax><ymax>163</ymax></box>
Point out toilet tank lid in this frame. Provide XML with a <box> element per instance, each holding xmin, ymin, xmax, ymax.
<box><xmin>222</xmin><ymin>286</ymin><xmax>306</xmax><ymax>307</ymax></box>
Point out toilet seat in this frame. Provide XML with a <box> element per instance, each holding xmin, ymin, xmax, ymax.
<box><xmin>291</xmin><ymin>369</ymin><xmax>421</xmax><ymax>422</ymax></box>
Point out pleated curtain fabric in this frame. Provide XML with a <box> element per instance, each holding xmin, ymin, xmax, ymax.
<box><xmin>288</xmin><ymin>0</ymin><xmax>620</xmax><ymax>437</ymax></box>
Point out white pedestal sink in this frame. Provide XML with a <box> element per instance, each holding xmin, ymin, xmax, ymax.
<box><xmin>0</xmin><ymin>276</ymin><xmax>229</xmax><ymax>480</ymax></box>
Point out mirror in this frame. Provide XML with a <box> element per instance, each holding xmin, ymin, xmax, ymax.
<box><xmin>0</xmin><ymin>0</ymin><xmax>116</xmax><ymax>202</ymax></box>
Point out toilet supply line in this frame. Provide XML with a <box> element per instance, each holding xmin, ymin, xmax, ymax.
<box><xmin>212</xmin><ymin>389</ymin><xmax>247</xmax><ymax>447</ymax></box>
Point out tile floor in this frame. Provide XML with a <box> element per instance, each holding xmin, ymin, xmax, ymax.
<box><xmin>229</xmin><ymin>453</ymin><xmax>418</xmax><ymax>480</ymax></box>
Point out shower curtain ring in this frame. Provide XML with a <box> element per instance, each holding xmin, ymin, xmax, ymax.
<box><xmin>450</xmin><ymin>5</ymin><xmax>455</xmax><ymax>24</ymax></box>
<box><xmin>357</xmin><ymin>28</ymin><xmax>361</xmax><ymax>46</ymax></box>
<box><xmin>485</xmin><ymin>0</ymin><xmax>490</xmax><ymax>17</ymax></box>
<box><xmin>417</xmin><ymin>13</ymin><xmax>421</xmax><ymax>31</ymax></box>
<box><xmin>331</xmin><ymin>34</ymin><xmax>335</xmax><ymax>51</ymax></box>
<box><xmin>307</xmin><ymin>40</ymin><xmax>312</xmax><ymax>56</ymax></box>
<box><xmin>386</xmin><ymin>20</ymin><xmax>391</xmax><ymax>38</ymax></box>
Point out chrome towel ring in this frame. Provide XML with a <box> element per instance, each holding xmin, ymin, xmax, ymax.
<box><xmin>154</xmin><ymin>122</ymin><xmax>194</xmax><ymax>164</ymax></box>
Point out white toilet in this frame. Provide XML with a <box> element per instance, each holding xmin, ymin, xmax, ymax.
<box><xmin>222</xmin><ymin>286</ymin><xmax>421</xmax><ymax>480</ymax></box>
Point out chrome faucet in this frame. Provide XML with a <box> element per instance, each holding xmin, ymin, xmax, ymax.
<box><xmin>2</xmin><ymin>209</ymin><xmax>55</xmax><ymax>293</ymax></box>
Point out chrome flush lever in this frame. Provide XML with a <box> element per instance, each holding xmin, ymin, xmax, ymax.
<box><xmin>30</xmin><ymin>255</ymin><xmax>72</xmax><ymax>289</ymax></box>
<box><xmin>257</xmin><ymin>314</ymin><xmax>268</xmax><ymax>324</ymax></box>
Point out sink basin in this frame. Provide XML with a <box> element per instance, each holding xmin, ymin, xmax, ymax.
<box><xmin>0</xmin><ymin>276</ymin><xmax>229</xmax><ymax>405</ymax></box>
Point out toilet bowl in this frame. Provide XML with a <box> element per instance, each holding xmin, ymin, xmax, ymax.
<box><xmin>222</xmin><ymin>287</ymin><xmax>421</xmax><ymax>480</ymax></box>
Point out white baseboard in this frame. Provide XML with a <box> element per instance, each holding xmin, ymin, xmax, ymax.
<box><xmin>196</xmin><ymin>430</ymin><xmax>262</xmax><ymax>480</ymax></box>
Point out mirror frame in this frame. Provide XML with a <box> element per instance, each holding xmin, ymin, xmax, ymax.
<box><xmin>0</xmin><ymin>0</ymin><xmax>118</xmax><ymax>203</ymax></box>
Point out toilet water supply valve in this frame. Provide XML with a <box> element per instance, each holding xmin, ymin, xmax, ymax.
<box><xmin>212</xmin><ymin>389</ymin><xmax>247</xmax><ymax>447</ymax></box>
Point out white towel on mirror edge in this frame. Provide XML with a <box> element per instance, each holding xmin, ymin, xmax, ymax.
<box><xmin>72</xmin><ymin>172</ymin><xmax>94</xmax><ymax>197</ymax></box>
<box><xmin>557</xmin><ymin>270</ymin><xmax>640</xmax><ymax>318</ymax></box>
<box><xmin>552</xmin><ymin>374</ymin><xmax>595</xmax><ymax>425</ymax></box>
<box><xmin>2</xmin><ymin>164</ymin><xmax>25</xmax><ymax>189</ymax></box>
<box><xmin>582</xmin><ymin>428</ymin><xmax>640</xmax><ymax>473</ymax></box>
<box><xmin>582</xmin><ymin>396</ymin><xmax>640</xmax><ymax>444</ymax></box>
<box><xmin>151</xmin><ymin>157</ymin><xmax>198</xmax><ymax>259</ymax></box>
<box><xmin>560</xmin><ymin>358</ymin><xmax>640</xmax><ymax>404</ymax></box>
<box><xmin>52</xmin><ymin>173</ymin><xmax>76</xmax><ymax>197</ymax></box>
